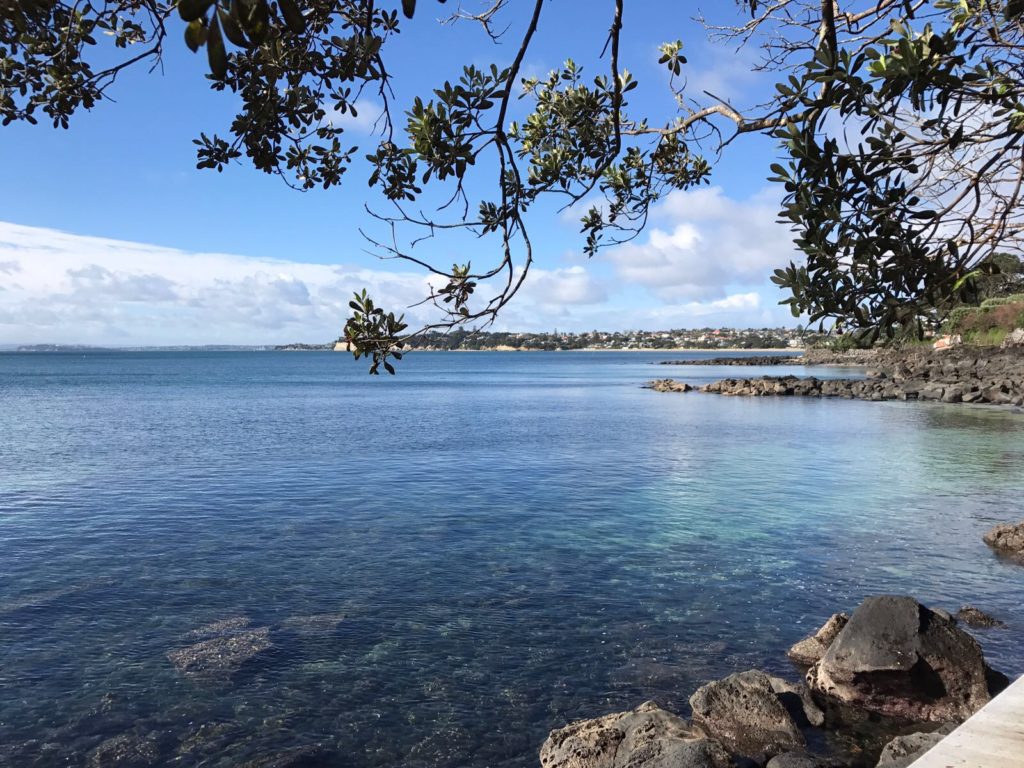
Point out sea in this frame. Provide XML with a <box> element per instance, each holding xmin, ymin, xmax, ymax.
<box><xmin>1</xmin><ymin>350</ymin><xmax>1022</xmax><ymax>766</ymax></box>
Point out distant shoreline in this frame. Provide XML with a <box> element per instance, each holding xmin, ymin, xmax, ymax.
<box><xmin>408</xmin><ymin>347</ymin><xmax>805</xmax><ymax>354</ymax></box>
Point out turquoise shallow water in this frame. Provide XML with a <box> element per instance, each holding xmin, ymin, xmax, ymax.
<box><xmin>1</xmin><ymin>350</ymin><xmax>1022</xmax><ymax>766</ymax></box>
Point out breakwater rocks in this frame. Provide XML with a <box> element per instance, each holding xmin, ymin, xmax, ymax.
<box><xmin>643</xmin><ymin>379</ymin><xmax>694</xmax><ymax>392</ymax></box>
<box><xmin>539</xmin><ymin>595</ymin><xmax>1008</xmax><ymax>768</ymax></box>
<box><xmin>701</xmin><ymin>347</ymin><xmax>1024</xmax><ymax>406</ymax></box>
<box><xmin>660</xmin><ymin>355</ymin><xmax>802</xmax><ymax>366</ymax></box>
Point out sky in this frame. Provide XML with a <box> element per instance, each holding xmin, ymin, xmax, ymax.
<box><xmin>0</xmin><ymin>1</ymin><xmax>804</xmax><ymax>346</ymax></box>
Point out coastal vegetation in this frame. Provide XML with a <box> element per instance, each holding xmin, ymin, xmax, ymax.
<box><xmin>3</xmin><ymin>2</ymin><xmax>1024</xmax><ymax>371</ymax></box>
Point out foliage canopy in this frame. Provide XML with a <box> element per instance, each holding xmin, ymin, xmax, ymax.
<box><xmin>2</xmin><ymin>0</ymin><xmax>1023</xmax><ymax>370</ymax></box>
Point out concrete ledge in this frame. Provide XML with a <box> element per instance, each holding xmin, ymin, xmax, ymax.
<box><xmin>910</xmin><ymin>674</ymin><xmax>1024</xmax><ymax>767</ymax></box>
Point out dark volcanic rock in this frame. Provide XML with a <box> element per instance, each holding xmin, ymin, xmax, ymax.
<box><xmin>983</xmin><ymin>521</ymin><xmax>1024</xmax><ymax>560</ymax></box>
<box><xmin>788</xmin><ymin>614</ymin><xmax>849</xmax><ymax>666</ymax></box>
<box><xmin>874</xmin><ymin>724</ymin><xmax>955</xmax><ymax>768</ymax></box>
<box><xmin>955</xmin><ymin>606</ymin><xmax>1006</xmax><ymax>629</ymax></box>
<box><xmin>806</xmin><ymin>596</ymin><xmax>997</xmax><ymax>723</ymax></box>
<box><xmin>767</xmin><ymin>752</ymin><xmax>848</xmax><ymax>768</ymax></box>
<box><xmin>660</xmin><ymin>356</ymin><xmax>802</xmax><ymax>367</ymax></box>
<box><xmin>689</xmin><ymin>670</ymin><xmax>822</xmax><ymax>762</ymax></box>
<box><xmin>539</xmin><ymin>701</ymin><xmax>731</xmax><ymax>768</ymax></box>
<box><xmin>699</xmin><ymin>346</ymin><xmax>1024</xmax><ymax>407</ymax></box>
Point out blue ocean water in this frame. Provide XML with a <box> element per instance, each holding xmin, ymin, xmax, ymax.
<box><xmin>1</xmin><ymin>350</ymin><xmax>1022</xmax><ymax>767</ymax></box>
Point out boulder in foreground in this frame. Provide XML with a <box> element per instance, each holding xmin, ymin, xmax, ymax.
<box><xmin>874</xmin><ymin>724</ymin><xmax>955</xmax><ymax>768</ymax></box>
<box><xmin>806</xmin><ymin>596</ymin><xmax>998</xmax><ymax>723</ymax></box>
<box><xmin>539</xmin><ymin>701</ymin><xmax>731</xmax><ymax>768</ymax></box>
<box><xmin>689</xmin><ymin>669</ymin><xmax>822</xmax><ymax>762</ymax></box>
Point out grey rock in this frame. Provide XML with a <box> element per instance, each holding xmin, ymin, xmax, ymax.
<box><xmin>955</xmin><ymin>606</ymin><xmax>1006</xmax><ymax>629</ymax></box>
<box><xmin>874</xmin><ymin>725</ymin><xmax>955</xmax><ymax>768</ymax></box>
<box><xmin>689</xmin><ymin>670</ymin><xmax>812</xmax><ymax>762</ymax></box>
<box><xmin>806</xmin><ymin>596</ymin><xmax>994</xmax><ymax>722</ymax></box>
<box><xmin>768</xmin><ymin>752</ymin><xmax>847</xmax><ymax>768</ymax></box>
<box><xmin>645</xmin><ymin>379</ymin><xmax>693</xmax><ymax>393</ymax></box>
<box><xmin>539</xmin><ymin>701</ymin><xmax>731</xmax><ymax>768</ymax></box>
<box><xmin>788</xmin><ymin>614</ymin><xmax>849</xmax><ymax>666</ymax></box>
<box><xmin>983</xmin><ymin>521</ymin><xmax>1024</xmax><ymax>558</ymax></box>
<box><xmin>1001</xmin><ymin>328</ymin><xmax>1024</xmax><ymax>349</ymax></box>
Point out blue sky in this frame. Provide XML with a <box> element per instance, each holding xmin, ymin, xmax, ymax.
<box><xmin>0</xmin><ymin>1</ymin><xmax>802</xmax><ymax>345</ymax></box>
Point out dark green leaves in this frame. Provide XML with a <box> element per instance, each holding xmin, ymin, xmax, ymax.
<box><xmin>179</xmin><ymin>0</ymin><xmax>215</xmax><ymax>22</ymax></box>
<box><xmin>206</xmin><ymin>13</ymin><xmax>228</xmax><ymax>78</ymax></box>
<box><xmin>344</xmin><ymin>290</ymin><xmax>408</xmax><ymax>375</ymax></box>
<box><xmin>278</xmin><ymin>0</ymin><xmax>305</xmax><ymax>34</ymax></box>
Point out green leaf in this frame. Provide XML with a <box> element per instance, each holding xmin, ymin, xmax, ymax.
<box><xmin>184</xmin><ymin>19</ymin><xmax>207</xmax><ymax>53</ymax></box>
<box><xmin>218</xmin><ymin>9</ymin><xmax>248</xmax><ymax>47</ymax></box>
<box><xmin>402</xmin><ymin>0</ymin><xmax>416</xmax><ymax>19</ymax></box>
<box><xmin>279</xmin><ymin>0</ymin><xmax>306</xmax><ymax>34</ymax></box>
<box><xmin>178</xmin><ymin>0</ymin><xmax>214</xmax><ymax>22</ymax></box>
<box><xmin>207</xmin><ymin>13</ymin><xmax>228</xmax><ymax>79</ymax></box>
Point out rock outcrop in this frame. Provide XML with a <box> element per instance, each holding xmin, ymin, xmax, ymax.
<box><xmin>806</xmin><ymin>596</ymin><xmax>998</xmax><ymax>723</ymax></box>
<box><xmin>955</xmin><ymin>606</ymin><xmax>1006</xmax><ymax>629</ymax></box>
<box><xmin>983</xmin><ymin>521</ymin><xmax>1024</xmax><ymax>560</ymax></box>
<box><xmin>660</xmin><ymin>356</ymin><xmax>802</xmax><ymax>367</ymax></box>
<box><xmin>788</xmin><ymin>614</ymin><xmax>849</xmax><ymax>666</ymax></box>
<box><xmin>700</xmin><ymin>346</ymin><xmax>1024</xmax><ymax>406</ymax></box>
<box><xmin>1002</xmin><ymin>328</ymin><xmax>1024</xmax><ymax>349</ymax></box>
<box><xmin>689</xmin><ymin>670</ymin><xmax>823</xmax><ymax>762</ymax></box>
<box><xmin>874</xmin><ymin>724</ymin><xmax>955</xmax><ymax>768</ymax></box>
<box><xmin>644</xmin><ymin>379</ymin><xmax>693</xmax><ymax>392</ymax></box>
<box><xmin>767</xmin><ymin>753</ymin><xmax>847</xmax><ymax>768</ymax></box>
<box><xmin>539</xmin><ymin>701</ymin><xmax>731</xmax><ymax>768</ymax></box>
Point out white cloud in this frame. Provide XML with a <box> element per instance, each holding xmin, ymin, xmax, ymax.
<box><xmin>515</xmin><ymin>265</ymin><xmax>607</xmax><ymax>307</ymax></box>
<box><xmin>601</xmin><ymin>186</ymin><xmax>798</xmax><ymax>301</ymax></box>
<box><xmin>327</xmin><ymin>98</ymin><xmax>385</xmax><ymax>134</ymax></box>
<box><xmin>0</xmin><ymin>222</ymin><xmax>440</xmax><ymax>345</ymax></box>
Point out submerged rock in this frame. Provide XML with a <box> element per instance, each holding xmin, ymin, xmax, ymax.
<box><xmin>983</xmin><ymin>521</ymin><xmax>1024</xmax><ymax>560</ymax></box>
<box><xmin>689</xmin><ymin>670</ymin><xmax>822</xmax><ymax>762</ymax></box>
<box><xmin>238</xmin><ymin>744</ymin><xmax>328</xmax><ymax>767</ymax></box>
<box><xmin>539</xmin><ymin>701</ymin><xmax>731</xmax><ymax>768</ymax></box>
<box><xmin>279</xmin><ymin>613</ymin><xmax>346</xmax><ymax>634</ymax></box>
<box><xmin>955</xmin><ymin>606</ymin><xmax>1006</xmax><ymax>629</ymax></box>
<box><xmin>185</xmin><ymin>616</ymin><xmax>252</xmax><ymax>639</ymax></box>
<box><xmin>874</xmin><ymin>724</ymin><xmax>955</xmax><ymax>768</ymax></box>
<box><xmin>806</xmin><ymin>596</ymin><xmax>998</xmax><ymax>723</ymax></box>
<box><xmin>168</xmin><ymin>627</ymin><xmax>271</xmax><ymax>678</ymax></box>
<box><xmin>788</xmin><ymin>614</ymin><xmax>849</xmax><ymax>666</ymax></box>
<box><xmin>88</xmin><ymin>733</ymin><xmax>159</xmax><ymax>767</ymax></box>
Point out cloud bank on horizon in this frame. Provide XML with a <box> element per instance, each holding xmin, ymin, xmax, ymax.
<box><xmin>0</xmin><ymin>187</ymin><xmax>801</xmax><ymax>345</ymax></box>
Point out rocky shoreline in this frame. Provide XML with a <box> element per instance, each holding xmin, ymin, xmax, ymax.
<box><xmin>651</xmin><ymin>345</ymin><xmax>1024</xmax><ymax>407</ymax></box>
<box><xmin>660</xmin><ymin>355</ymin><xmax>803</xmax><ymax>366</ymax></box>
<box><xmin>540</xmin><ymin>595</ymin><xmax>1012</xmax><ymax>768</ymax></box>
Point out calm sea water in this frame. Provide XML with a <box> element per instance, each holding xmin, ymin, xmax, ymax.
<box><xmin>1</xmin><ymin>351</ymin><xmax>1023</xmax><ymax>767</ymax></box>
